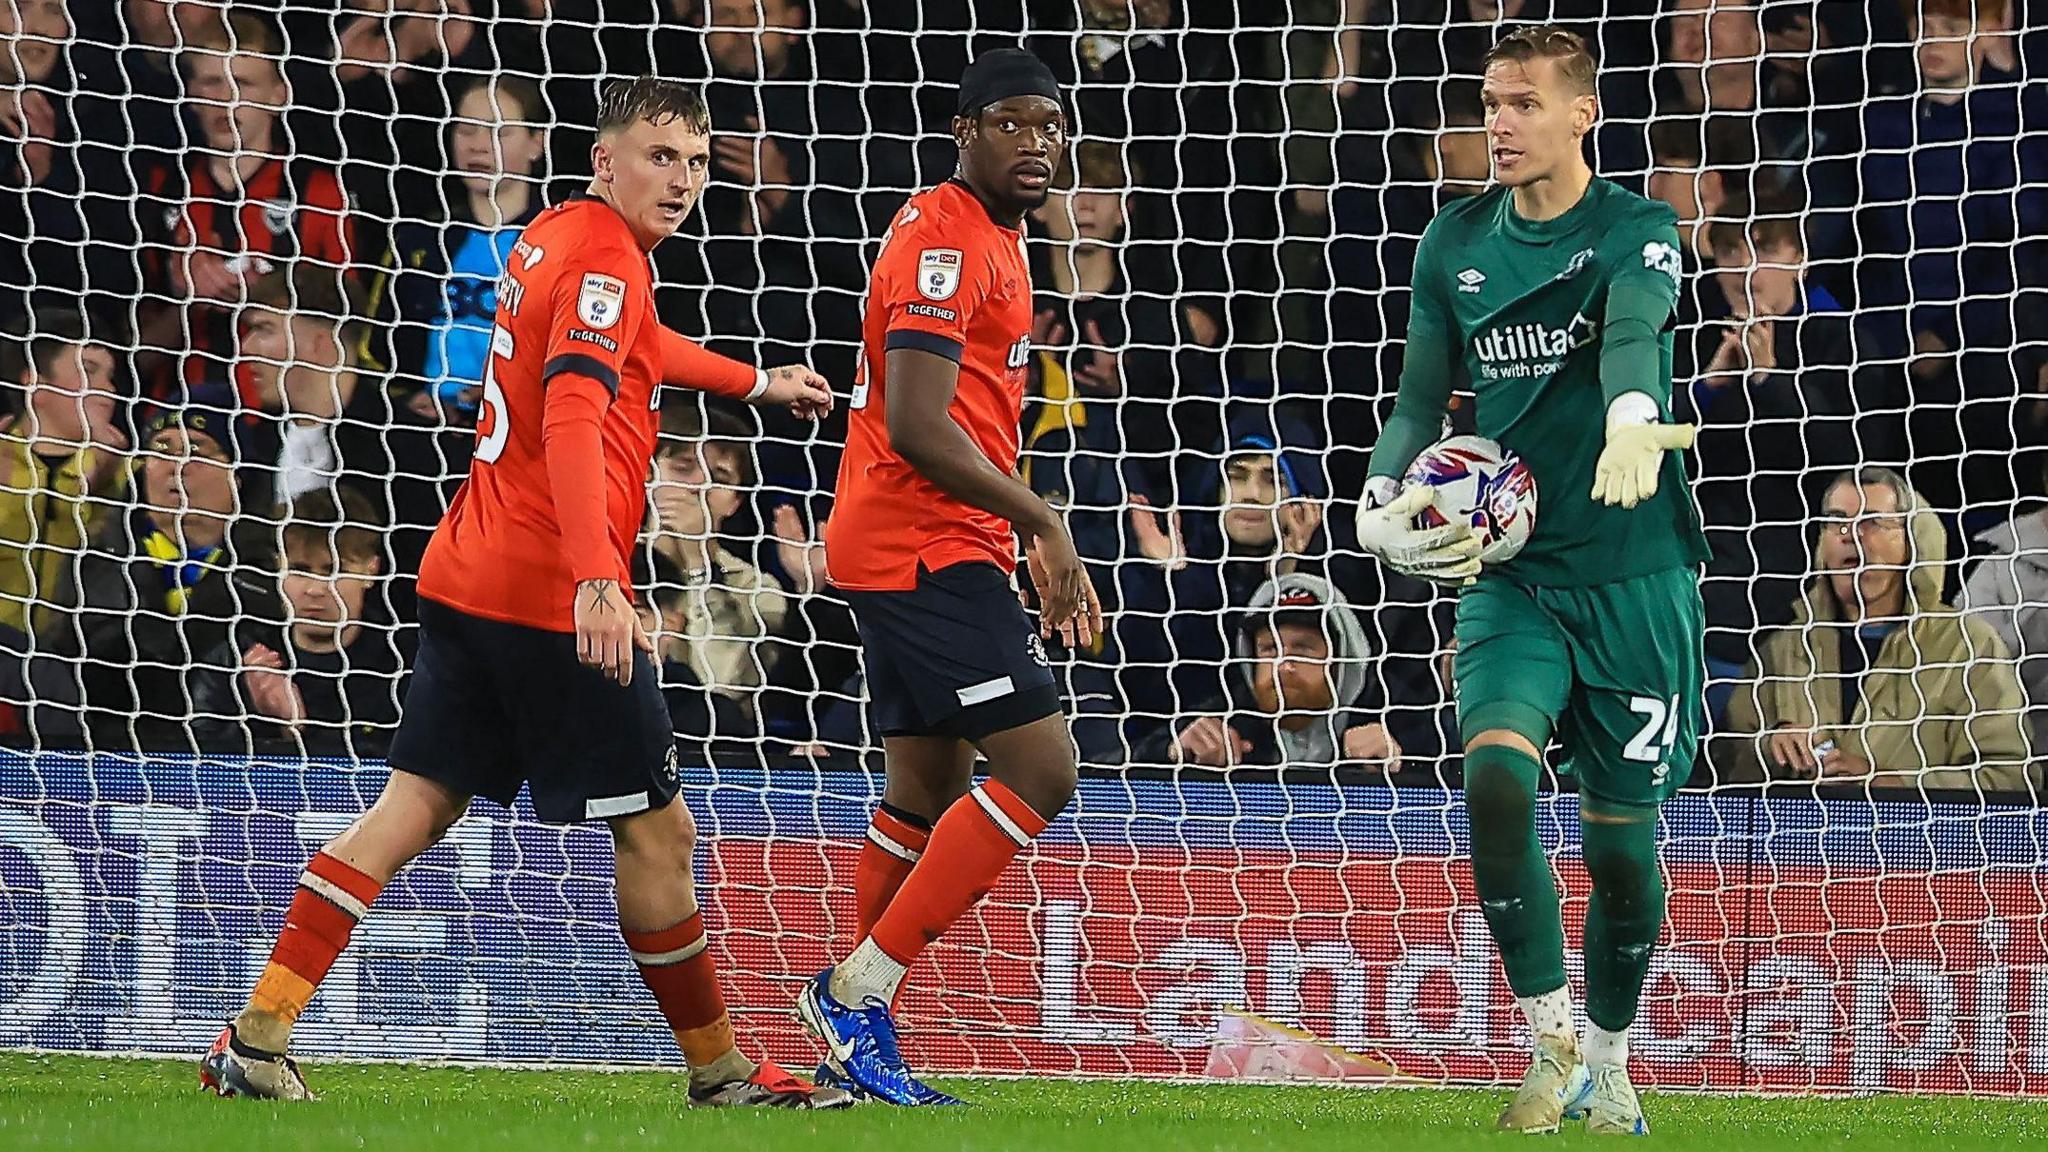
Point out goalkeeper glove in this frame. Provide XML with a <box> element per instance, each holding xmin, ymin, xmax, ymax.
<box><xmin>1590</xmin><ymin>397</ymin><xmax>1696</xmax><ymax>509</ymax></box>
<box><xmin>1354</xmin><ymin>479</ymin><xmax>1481</xmax><ymax>587</ymax></box>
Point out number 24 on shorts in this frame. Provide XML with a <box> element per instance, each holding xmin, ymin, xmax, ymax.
<box><xmin>1624</xmin><ymin>693</ymin><xmax>1681</xmax><ymax>781</ymax></box>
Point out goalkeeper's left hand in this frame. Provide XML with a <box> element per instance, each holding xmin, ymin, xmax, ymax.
<box><xmin>1590</xmin><ymin>421</ymin><xmax>1696</xmax><ymax>509</ymax></box>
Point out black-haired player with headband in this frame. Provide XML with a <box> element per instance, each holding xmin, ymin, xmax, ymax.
<box><xmin>796</xmin><ymin>48</ymin><xmax>1097</xmax><ymax>1108</ymax></box>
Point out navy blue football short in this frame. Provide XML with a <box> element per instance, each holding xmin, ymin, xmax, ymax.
<box><xmin>388</xmin><ymin>599</ymin><xmax>680</xmax><ymax>823</ymax></box>
<box><xmin>841</xmin><ymin>561</ymin><xmax>1062</xmax><ymax>741</ymax></box>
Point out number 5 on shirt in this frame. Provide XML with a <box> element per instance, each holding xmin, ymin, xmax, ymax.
<box><xmin>476</xmin><ymin>324</ymin><xmax>515</xmax><ymax>464</ymax></box>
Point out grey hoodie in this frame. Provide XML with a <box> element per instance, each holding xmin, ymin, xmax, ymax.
<box><xmin>1961</xmin><ymin>508</ymin><xmax>2048</xmax><ymax>752</ymax></box>
<box><xmin>1232</xmin><ymin>572</ymin><xmax>1372</xmax><ymax>766</ymax></box>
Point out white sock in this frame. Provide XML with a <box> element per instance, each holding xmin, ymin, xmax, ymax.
<box><xmin>1583</xmin><ymin>1024</ymin><xmax>1629</xmax><ymax>1070</ymax></box>
<box><xmin>1517</xmin><ymin>987</ymin><xmax>1575</xmax><ymax>1049</ymax></box>
<box><xmin>830</xmin><ymin>938</ymin><xmax>909</xmax><ymax>1007</ymax></box>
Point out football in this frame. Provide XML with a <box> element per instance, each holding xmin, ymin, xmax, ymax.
<box><xmin>1402</xmin><ymin>435</ymin><xmax>1539</xmax><ymax>564</ymax></box>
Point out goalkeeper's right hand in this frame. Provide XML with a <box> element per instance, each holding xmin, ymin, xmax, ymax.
<box><xmin>1353</xmin><ymin>480</ymin><xmax>1482</xmax><ymax>586</ymax></box>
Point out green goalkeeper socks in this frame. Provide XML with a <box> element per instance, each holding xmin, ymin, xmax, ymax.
<box><xmin>1463</xmin><ymin>743</ymin><xmax>1567</xmax><ymax>999</ymax></box>
<box><xmin>1579</xmin><ymin>800</ymin><xmax>1666</xmax><ymax>1034</ymax></box>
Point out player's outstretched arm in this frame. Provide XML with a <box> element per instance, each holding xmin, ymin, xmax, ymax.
<box><xmin>656</xmin><ymin>327</ymin><xmax>833</xmax><ymax>419</ymax></box>
<box><xmin>1590</xmin><ymin>230</ymin><xmax>1695</xmax><ymax>509</ymax></box>
<box><xmin>1589</xmin><ymin>398</ymin><xmax>1696</xmax><ymax>509</ymax></box>
<box><xmin>885</xmin><ymin>345</ymin><xmax>1102</xmax><ymax>647</ymax></box>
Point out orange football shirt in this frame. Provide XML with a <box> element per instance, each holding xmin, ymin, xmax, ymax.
<box><xmin>418</xmin><ymin>195</ymin><xmax>665</xmax><ymax>632</ymax></box>
<box><xmin>825</xmin><ymin>180</ymin><xmax>1034</xmax><ymax>592</ymax></box>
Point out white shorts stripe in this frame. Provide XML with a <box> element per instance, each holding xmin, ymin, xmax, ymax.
<box><xmin>299</xmin><ymin>870</ymin><xmax>368</xmax><ymax>920</ymax></box>
<box><xmin>971</xmin><ymin>786</ymin><xmax>1032</xmax><ymax>848</ymax></box>
<box><xmin>955</xmin><ymin>675</ymin><xmax>1015</xmax><ymax>708</ymax></box>
<box><xmin>585</xmin><ymin>791</ymin><xmax>651</xmax><ymax>820</ymax></box>
<box><xmin>629</xmin><ymin>934</ymin><xmax>709</xmax><ymax>967</ymax></box>
<box><xmin>867</xmin><ymin>824</ymin><xmax>922</xmax><ymax>862</ymax></box>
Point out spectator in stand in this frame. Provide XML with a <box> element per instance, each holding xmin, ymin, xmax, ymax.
<box><xmin>633</xmin><ymin>546</ymin><xmax>756</xmax><ymax>757</ymax></box>
<box><xmin>1135</xmin><ymin>573</ymin><xmax>1403</xmax><ymax>772</ymax></box>
<box><xmin>192</xmin><ymin>485</ymin><xmax>411</xmax><ymax>753</ymax></box>
<box><xmin>648</xmin><ymin>0</ymin><xmax>873</xmax><ymax>495</ymax></box>
<box><xmin>1409</xmin><ymin>99</ymin><xmax>1493</xmax><ymax>202</ymax></box>
<box><xmin>1030</xmin><ymin>0</ymin><xmax>1224</xmax><ymax>212</ymax></box>
<box><xmin>1116</xmin><ymin>408</ymin><xmax>1446</xmax><ymax>758</ymax></box>
<box><xmin>238</xmin><ymin>267</ymin><xmax>378</xmax><ymax>505</ymax></box>
<box><xmin>670</xmin><ymin>0</ymin><xmax>868</xmax><ymax>362</ymax></box>
<box><xmin>1961</xmin><ymin>503</ymin><xmax>2048</xmax><ymax>755</ymax></box>
<box><xmin>1028</xmin><ymin>139</ymin><xmax>1225</xmax><ymax>482</ymax></box>
<box><xmin>1027</xmin><ymin>0</ymin><xmax>1234</xmax><ymax>357</ymax></box>
<box><xmin>1014</xmin><ymin>280</ymin><xmax>1141</xmax><ymax>761</ymax></box>
<box><xmin>139</xmin><ymin>11</ymin><xmax>353</xmax><ymax>399</ymax></box>
<box><xmin>1658</xmin><ymin>0</ymin><xmax>1859</xmax><ymax>258</ymax></box>
<box><xmin>646</xmin><ymin>404</ymin><xmax>790</xmax><ymax>737</ymax></box>
<box><xmin>74</xmin><ymin>0</ymin><xmax>216</xmax><ymax>128</ymax></box>
<box><xmin>1719</xmin><ymin>467</ymin><xmax>2030</xmax><ymax>793</ymax></box>
<box><xmin>0</xmin><ymin>311</ymin><xmax>128</xmax><ymax>639</ymax></box>
<box><xmin>68</xmin><ymin>3</ymin><xmax>218</xmax><ymax>330</ymax></box>
<box><xmin>1643</xmin><ymin>117</ymin><xmax>1745</xmax><ymax>325</ymax></box>
<box><xmin>315</xmin><ymin>0</ymin><xmax>484</xmax><ymax>216</ymax></box>
<box><xmin>293</xmin><ymin>0</ymin><xmax>607</xmax><ymax>228</ymax></box>
<box><xmin>761</xmin><ymin>494</ymin><xmax>868</xmax><ymax>747</ymax></box>
<box><xmin>1118</xmin><ymin>411</ymin><xmax>1329</xmax><ymax>728</ymax></box>
<box><xmin>366</xmin><ymin>75</ymin><xmax>547</xmax><ymax>413</ymax></box>
<box><xmin>0</xmin><ymin>0</ymin><xmax>146</xmax><ymax>327</ymax></box>
<box><xmin>37</xmin><ymin>391</ymin><xmax>283</xmax><ymax>747</ymax></box>
<box><xmin>235</xmin><ymin>265</ymin><xmax>454</xmax><ymax>621</ymax></box>
<box><xmin>1859</xmin><ymin>0</ymin><xmax>2048</xmax><ymax>522</ymax></box>
<box><xmin>1682</xmin><ymin>211</ymin><xmax>1908</xmax><ymax>722</ymax></box>
<box><xmin>1325</xmin><ymin>78</ymin><xmax>1489</xmax><ymax>432</ymax></box>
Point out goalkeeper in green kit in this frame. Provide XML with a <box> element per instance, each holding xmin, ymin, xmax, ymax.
<box><xmin>1353</xmin><ymin>26</ymin><xmax>1709</xmax><ymax>1136</ymax></box>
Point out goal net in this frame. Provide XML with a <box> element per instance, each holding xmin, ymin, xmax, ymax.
<box><xmin>1</xmin><ymin>0</ymin><xmax>2044</xmax><ymax>1095</ymax></box>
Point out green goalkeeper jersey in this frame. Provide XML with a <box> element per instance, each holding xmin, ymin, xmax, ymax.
<box><xmin>1367</xmin><ymin>177</ymin><xmax>1709</xmax><ymax>587</ymax></box>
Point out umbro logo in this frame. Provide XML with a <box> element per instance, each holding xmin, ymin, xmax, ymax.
<box><xmin>1456</xmin><ymin>267</ymin><xmax>1487</xmax><ymax>293</ymax></box>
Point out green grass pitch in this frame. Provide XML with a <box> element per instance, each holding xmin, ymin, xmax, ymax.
<box><xmin>3</xmin><ymin>1053</ymin><xmax>2046</xmax><ymax>1151</ymax></box>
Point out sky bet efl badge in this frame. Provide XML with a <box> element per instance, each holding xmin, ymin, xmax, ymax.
<box><xmin>918</xmin><ymin>248</ymin><xmax>962</xmax><ymax>300</ymax></box>
<box><xmin>578</xmin><ymin>273</ymin><xmax>627</xmax><ymax>330</ymax></box>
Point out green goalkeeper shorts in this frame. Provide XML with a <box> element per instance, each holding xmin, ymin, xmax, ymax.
<box><xmin>1452</xmin><ymin>565</ymin><xmax>1704</xmax><ymax>807</ymax></box>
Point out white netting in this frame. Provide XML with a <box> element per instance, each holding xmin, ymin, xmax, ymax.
<box><xmin>0</xmin><ymin>0</ymin><xmax>2044</xmax><ymax>1094</ymax></box>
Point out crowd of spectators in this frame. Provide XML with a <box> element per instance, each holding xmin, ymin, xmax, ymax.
<box><xmin>1</xmin><ymin>0</ymin><xmax>2043</xmax><ymax>799</ymax></box>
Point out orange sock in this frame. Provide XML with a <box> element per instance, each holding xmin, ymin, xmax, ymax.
<box><xmin>244</xmin><ymin>851</ymin><xmax>382</xmax><ymax>1047</ymax></box>
<box><xmin>855</xmin><ymin>803</ymin><xmax>932</xmax><ymax>942</ymax></box>
<box><xmin>868</xmin><ymin>779</ymin><xmax>1048</xmax><ymax>969</ymax></box>
<box><xmin>625</xmin><ymin>912</ymin><xmax>735</xmax><ymax>1068</ymax></box>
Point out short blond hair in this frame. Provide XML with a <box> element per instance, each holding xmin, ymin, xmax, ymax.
<box><xmin>595</xmin><ymin>75</ymin><xmax>709</xmax><ymax>137</ymax></box>
<box><xmin>1483</xmin><ymin>24</ymin><xmax>1598</xmax><ymax>97</ymax></box>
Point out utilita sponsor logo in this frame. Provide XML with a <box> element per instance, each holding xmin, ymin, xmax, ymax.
<box><xmin>1472</xmin><ymin>314</ymin><xmax>1596</xmax><ymax>380</ymax></box>
<box><xmin>1474</xmin><ymin>323</ymin><xmax>1572</xmax><ymax>364</ymax></box>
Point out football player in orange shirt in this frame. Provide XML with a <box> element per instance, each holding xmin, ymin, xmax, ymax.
<box><xmin>203</xmin><ymin>77</ymin><xmax>851</xmax><ymax>1109</ymax></box>
<box><xmin>797</xmin><ymin>49</ymin><xmax>1101</xmax><ymax>1106</ymax></box>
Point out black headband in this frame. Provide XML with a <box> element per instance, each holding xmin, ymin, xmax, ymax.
<box><xmin>955</xmin><ymin>48</ymin><xmax>1062</xmax><ymax>118</ymax></box>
